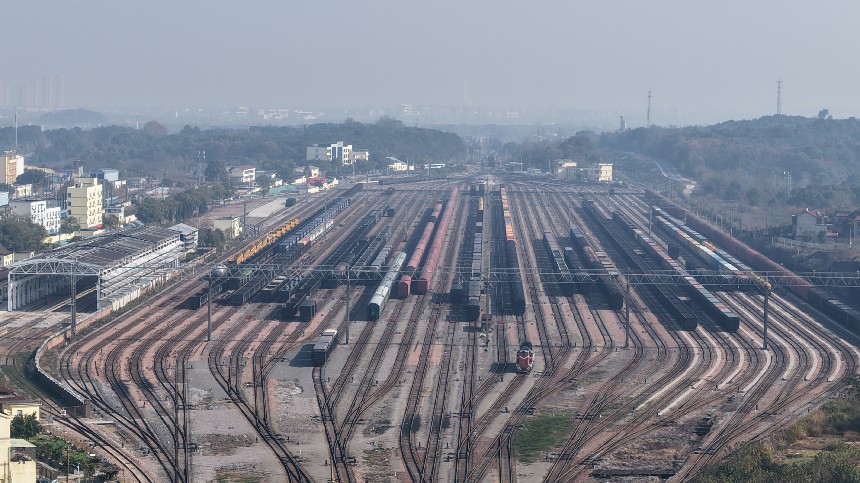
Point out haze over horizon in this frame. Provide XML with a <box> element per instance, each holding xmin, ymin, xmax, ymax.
<box><xmin>4</xmin><ymin>1</ymin><xmax>860</xmax><ymax>124</ymax></box>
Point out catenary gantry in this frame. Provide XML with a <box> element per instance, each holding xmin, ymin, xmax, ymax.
<box><xmin>6</xmin><ymin>227</ymin><xmax>184</xmax><ymax>311</ymax></box>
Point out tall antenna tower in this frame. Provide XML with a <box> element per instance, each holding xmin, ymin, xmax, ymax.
<box><xmin>777</xmin><ymin>79</ymin><xmax>782</xmax><ymax>115</ymax></box>
<box><xmin>647</xmin><ymin>90</ymin><xmax>652</xmax><ymax>127</ymax></box>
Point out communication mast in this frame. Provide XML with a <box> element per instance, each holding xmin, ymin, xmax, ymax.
<box><xmin>647</xmin><ymin>90</ymin><xmax>652</xmax><ymax>127</ymax></box>
<box><xmin>777</xmin><ymin>79</ymin><xmax>782</xmax><ymax>115</ymax></box>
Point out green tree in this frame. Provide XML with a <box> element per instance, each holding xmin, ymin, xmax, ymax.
<box><xmin>198</xmin><ymin>228</ymin><xmax>227</xmax><ymax>250</ymax></box>
<box><xmin>11</xmin><ymin>414</ymin><xmax>42</xmax><ymax>439</ymax></box>
<box><xmin>60</xmin><ymin>216</ymin><xmax>81</xmax><ymax>235</ymax></box>
<box><xmin>205</xmin><ymin>157</ymin><xmax>227</xmax><ymax>182</ymax></box>
<box><xmin>257</xmin><ymin>175</ymin><xmax>273</xmax><ymax>191</ymax></box>
<box><xmin>103</xmin><ymin>214</ymin><xmax>120</xmax><ymax>229</ymax></box>
<box><xmin>15</xmin><ymin>169</ymin><xmax>48</xmax><ymax>189</ymax></box>
<box><xmin>0</xmin><ymin>219</ymin><xmax>47</xmax><ymax>251</ymax></box>
<box><xmin>142</xmin><ymin>120</ymin><xmax>168</xmax><ymax>137</ymax></box>
<box><xmin>818</xmin><ymin>108</ymin><xmax>831</xmax><ymax>120</ymax></box>
<box><xmin>746</xmin><ymin>187</ymin><xmax>760</xmax><ymax>206</ymax></box>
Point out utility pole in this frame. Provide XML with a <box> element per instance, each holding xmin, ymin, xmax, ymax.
<box><xmin>207</xmin><ymin>275</ymin><xmax>212</xmax><ymax>342</ymax></box>
<box><xmin>344</xmin><ymin>266</ymin><xmax>350</xmax><ymax>344</ymax></box>
<box><xmin>624</xmin><ymin>280</ymin><xmax>631</xmax><ymax>349</ymax></box>
<box><xmin>70</xmin><ymin>260</ymin><xmax>77</xmax><ymax>342</ymax></box>
<box><xmin>762</xmin><ymin>288</ymin><xmax>771</xmax><ymax>350</ymax></box>
<box><xmin>648</xmin><ymin>206</ymin><xmax>653</xmax><ymax>238</ymax></box>
<box><xmin>174</xmin><ymin>363</ymin><xmax>180</xmax><ymax>483</ymax></box>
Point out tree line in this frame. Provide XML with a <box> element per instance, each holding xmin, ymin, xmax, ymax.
<box><xmin>0</xmin><ymin>117</ymin><xmax>466</xmax><ymax>181</ymax></box>
<box><xmin>134</xmin><ymin>184</ymin><xmax>232</xmax><ymax>225</ymax></box>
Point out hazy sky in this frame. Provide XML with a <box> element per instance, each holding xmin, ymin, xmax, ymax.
<box><xmin>5</xmin><ymin>1</ymin><xmax>860</xmax><ymax>119</ymax></box>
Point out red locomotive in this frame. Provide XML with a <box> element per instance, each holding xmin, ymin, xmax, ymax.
<box><xmin>516</xmin><ymin>341</ymin><xmax>534</xmax><ymax>373</ymax></box>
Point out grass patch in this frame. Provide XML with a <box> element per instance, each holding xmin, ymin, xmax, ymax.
<box><xmin>512</xmin><ymin>409</ymin><xmax>573</xmax><ymax>464</ymax></box>
<box><xmin>213</xmin><ymin>465</ymin><xmax>265</xmax><ymax>483</ymax></box>
<box><xmin>363</xmin><ymin>444</ymin><xmax>393</xmax><ymax>467</ymax></box>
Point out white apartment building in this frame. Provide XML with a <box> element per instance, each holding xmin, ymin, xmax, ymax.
<box><xmin>9</xmin><ymin>200</ymin><xmax>61</xmax><ymax>234</ymax></box>
<box><xmin>66</xmin><ymin>177</ymin><xmax>104</xmax><ymax>228</ymax></box>
<box><xmin>306</xmin><ymin>142</ymin><xmax>369</xmax><ymax>166</ymax></box>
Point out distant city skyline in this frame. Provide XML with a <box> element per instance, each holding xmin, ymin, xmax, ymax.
<box><xmin>4</xmin><ymin>1</ymin><xmax>860</xmax><ymax>124</ymax></box>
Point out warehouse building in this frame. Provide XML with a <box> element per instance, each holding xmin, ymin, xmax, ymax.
<box><xmin>4</xmin><ymin>227</ymin><xmax>183</xmax><ymax>312</ymax></box>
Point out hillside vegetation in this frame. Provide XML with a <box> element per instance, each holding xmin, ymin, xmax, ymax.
<box><xmin>602</xmin><ymin>116</ymin><xmax>860</xmax><ymax>210</ymax></box>
<box><xmin>693</xmin><ymin>380</ymin><xmax>860</xmax><ymax>482</ymax></box>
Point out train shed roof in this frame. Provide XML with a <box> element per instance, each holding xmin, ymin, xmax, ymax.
<box><xmin>11</xmin><ymin>227</ymin><xmax>180</xmax><ymax>272</ymax></box>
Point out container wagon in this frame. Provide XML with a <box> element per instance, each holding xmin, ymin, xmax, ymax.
<box><xmin>466</xmin><ymin>281</ymin><xmax>481</xmax><ymax>321</ymax></box>
<box><xmin>299</xmin><ymin>300</ymin><xmax>317</xmax><ymax>322</ymax></box>
<box><xmin>311</xmin><ymin>329</ymin><xmax>338</xmax><ymax>366</ymax></box>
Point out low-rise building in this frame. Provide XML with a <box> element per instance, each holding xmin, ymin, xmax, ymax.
<box><xmin>1</xmin><ymin>152</ymin><xmax>24</xmax><ymax>185</ymax></box>
<box><xmin>168</xmin><ymin>223</ymin><xmax>199</xmax><ymax>258</ymax></box>
<box><xmin>89</xmin><ymin>168</ymin><xmax>120</xmax><ymax>183</ymax></box>
<box><xmin>294</xmin><ymin>166</ymin><xmax>321</xmax><ymax>179</ymax></box>
<box><xmin>0</xmin><ymin>246</ymin><xmax>12</xmax><ymax>268</ymax></box>
<box><xmin>66</xmin><ymin>177</ymin><xmax>104</xmax><ymax>228</ymax></box>
<box><xmin>9</xmin><ymin>199</ymin><xmax>61</xmax><ymax>234</ymax></box>
<box><xmin>0</xmin><ymin>389</ymin><xmax>38</xmax><ymax>483</ymax></box>
<box><xmin>228</xmin><ymin>166</ymin><xmax>256</xmax><ymax>184</ymax></box>
<box><xmin>556</xmin><ymin>160</ymin><xmax>613</xmax><ymax>182</ymax></box>
<box><xmin>214</xmin><ymin>216</ymin><xmax>242</xmax><ymax>239</ymax></box>
<box><xmin>10</xmin><ymin>185</ymin><xmax>31</xmax><ymax>200</ymax></box>
<box><xmin>793</xmin><ymin>208</ymin><xmax>828</xmax><ymax>239</ymax></box>
<box><xmin>388</xmin><ymin>161</ymin><xmax>412</xmax><ymax>171</ymax></box>
<box><xmin>104</xmin><ymin>202</ymin><xmax>132</xmax><ymax>226</ymax></box>
<box><xmin>306</xmin><ymin>142</ymin><xmax>369</xmax><ymax>166</ymax></box>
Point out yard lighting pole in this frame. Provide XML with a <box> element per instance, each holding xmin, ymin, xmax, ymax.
<box><xmin>70</xmin><ymin>260</ymin><xmax>77</xmax><ymax>342</ymax></box>
<box><xmin>625</xmin><ymin>280</ymin><xmax>631</xmax><ymax>349</ymax></box>
<box><xmin>207</xmin><ymin>275</ymin><xmax>212</xmax><ymax>342</ymax></box>
<box><xmin>762</xmin><ymin>288</ymin><xmax>771</xmax><ymax>350</ymax></box>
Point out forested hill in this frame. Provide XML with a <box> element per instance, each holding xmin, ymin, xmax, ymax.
<box><xmin>601</xmin><ymin>115</ymin><xmax>860</xmax><ymax>208</ymax></box>
<box><xmin>0</xmin><ymin>117</ymin><xmax>466</xmax><ymax>178</ymax></box>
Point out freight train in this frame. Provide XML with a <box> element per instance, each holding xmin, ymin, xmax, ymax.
<box><xmin>651</xmin><ymin>207</ymin><xmax>751</xmax><ymax>290</ymax></box>
<box><xmin>542</xmin><ymin>231</ymin><xmax>574</xmax><ymax>296</ymax></box>
<box><xmin>575</xmin><ymin>204</ymin><xmax>632</xmax><ymax>311</ymax></box>
<box><xmin>414</xmin><ymin>187</ymin><xmax>459</xmax><ymax>293</ymax></box>
<box><xmin>228</xmin><ymin>218</ymin><xmax>301</xmax><ymax>266</ymax></box>
<box><xmin>500</xmin><ymin>186</ymin><xmax>526</xmax><ymax>314</ymax></box>
<box><xmin>647</xmin><ymin>190</ymin><xmax>831</xmax><ymax>331</ymax></box>
<box><xmin>398</xmin><ymin>202</ymin><xmax>444</xmax><ymax>297</ymax></box>
<box><xmin>187</xmin><ymin>279</ymin><xmax>225</xmax><ymax>309</ymax></box>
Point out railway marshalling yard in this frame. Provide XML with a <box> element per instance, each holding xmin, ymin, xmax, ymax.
<box><xmin>5</xmin><ymin>176</ymin><xmax>860</xmax><ymax>482</ymax></box>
